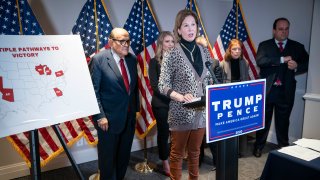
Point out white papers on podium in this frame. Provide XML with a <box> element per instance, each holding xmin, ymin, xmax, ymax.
<box><xmin>184</xmin><ymin>97</ymin><xmax>201</xmax><ymax>103</ymax></box>
<box><xmin>183</xmin><ymin>96</ymin><xmax>205</xmax><ymax>108</ymax></box>
<box><xmin>278</xmin><ymin>145</ymin><xmax>320</xmax><ymax>161</ymax></box>
<box><xmin>293</xmin><ymin>138</ymin><xmax>320</xmax><ymax>152</ymax></box>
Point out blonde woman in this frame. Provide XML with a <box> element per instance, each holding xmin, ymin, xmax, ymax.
<box><xmin>149</xmin><ymin>31</ymin><xmax>174</xmax><ymax>176</ymax></box>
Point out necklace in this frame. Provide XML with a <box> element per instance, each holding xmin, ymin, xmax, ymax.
<box><xmin>180</xmin><ymin>43</ymin><xmax>196</xmax><ymax>62</ymax></box>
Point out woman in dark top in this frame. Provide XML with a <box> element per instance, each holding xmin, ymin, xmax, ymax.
<box><xmin>220</xmin><ymin>38</ymin><xmax>249</xmax><ymax>83</ymax></box>
<box><xmin>148</xmin><ymin>31</ymin><xmax>174</xmax><ymax>176</ymax></box>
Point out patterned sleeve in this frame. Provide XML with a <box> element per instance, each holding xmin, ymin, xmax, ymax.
<box><xmin>158</xmin><ymin>48</ymin><xmax>177</xmax><ymax>97</ymax></box>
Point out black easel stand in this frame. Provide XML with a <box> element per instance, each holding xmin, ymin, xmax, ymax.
<box><xmin>29</xmin><ymin>129</ymin><xmax>41</xmax><ymax>180</ymax></box>
<box><xmin>52</xmin><ymin>124</ymin><xmax>84</xmax><ymax>180</ymax></box>
<box><xmin>216</xmin><ymin>137</ymin><xmax>239</xmax><ymax>180</ymax></box>
<box><xmin>29</xmin><ymin>125</ymin><xmax>84</xmax><ymax>180</ymax></box>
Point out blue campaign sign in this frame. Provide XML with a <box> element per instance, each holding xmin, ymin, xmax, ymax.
<box><xmin>206</xmin><ymin>79</ymin><xmax>266</xmax><ymax>143</ymax></box>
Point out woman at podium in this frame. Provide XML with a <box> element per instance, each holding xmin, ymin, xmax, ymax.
<box><xmin>158</xmin><ymin>9</ymin><xmax>219</xmax><ymax>179</ymax></box>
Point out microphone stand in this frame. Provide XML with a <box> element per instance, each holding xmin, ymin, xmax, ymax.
<box><xmin>205</xmin><ymin>61</ymin><xmax>220</xmax><ymax>85</ymax></box>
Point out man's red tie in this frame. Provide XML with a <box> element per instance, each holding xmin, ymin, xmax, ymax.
<box><xmin>120</xmin><ymin>59</ymin><xmax>130</xmax><ymax>93</ymax></box>
<box><xmin>278</xmin><ymin>42</ymin><xmax>284</xmax><ymax>52</ymax></box>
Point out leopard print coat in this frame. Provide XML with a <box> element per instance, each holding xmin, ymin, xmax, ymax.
<box><xmin>158</xmin><ymin>43</ymin><xmax>214</xmax><ymax>130</ymax></box>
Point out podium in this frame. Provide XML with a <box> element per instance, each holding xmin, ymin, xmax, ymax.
<box><xmin>205</xmin><ymin>79</ymin><xmax>266</xmax><ymax>180</ymax></box>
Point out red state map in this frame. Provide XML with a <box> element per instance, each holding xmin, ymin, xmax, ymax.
<box><xmin>35</xmin><ymin>64</ymin><xmax>65</xmax><ymax>97</ymax></box>
<box><xmin>0</xmin><ymin>76</ymin><xmax>14</xmax><ymax>102</ymax></box>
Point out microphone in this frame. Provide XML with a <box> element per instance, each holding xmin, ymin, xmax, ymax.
<box><xmin>205</xmin><ymin>61</ymin><xmax>220</xmax><ymax>84</ymax></box>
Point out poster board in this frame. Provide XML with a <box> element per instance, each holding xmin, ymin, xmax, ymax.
<box><xmin>206</xmin><ymin>79</ymin><xmax>266</xmax><ymax>143</ymax></box>
<box><xmin>0</xmin><ymin>35</ymin><xmax>99</xmax><ymax>138</ymax></box>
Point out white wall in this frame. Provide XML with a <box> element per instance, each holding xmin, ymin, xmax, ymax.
<box><xmin>0</xmin><ymin>0</ymin><xmax>315</xmax><ymax>179</ymax></box>
<box><xmin>303</xmin><ymin>0</ymin><xmax>320</xmax><ymax>139</ymax></box>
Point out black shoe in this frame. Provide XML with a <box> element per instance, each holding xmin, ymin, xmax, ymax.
<box><xmin>253</xmin><ymin>148</ymin><xmax>262</xmax><ymax>158</ymax></box>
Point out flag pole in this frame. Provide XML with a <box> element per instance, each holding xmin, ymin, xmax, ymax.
<box><xmin>89</xmin><ymin>1</ymin><xmax>102</xmax><ymax>179</ymax></box>
<box><xmin>94</xmin><ymin>0</ymin><xmax>100</xmax><ymax>53</ymax></box>
<box><xmin>16</xmin><ymin>0</ymin><xmax>23</xmax><ymax>34</ymax></box>
<box><xmin>236</xmin><ymin>0</ymin><xmax>239</xmax><ymax>39</ymax></box>
<box><xmin>134</xmin><ymin>136</ymin><xmax>156</xmax><ymax>173</ymax></box>
<box><xmin>142</xmin><ymin>0</ymin><xmax>147</xmax><ymax>77</ymax></box>
<box><xmin>134</xmin><ymin>0</ymin><xmax>156</xmax><ymax>173</ymax></box>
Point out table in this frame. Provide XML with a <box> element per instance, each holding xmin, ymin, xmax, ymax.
<box><xmin>260</xmin><ymin>149</ymin><xmax>320</xmax><ymax>180</ymax></box>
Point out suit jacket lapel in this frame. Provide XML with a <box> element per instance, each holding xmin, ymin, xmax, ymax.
<box><xmin>106</xmin><ymin>49</ymin><xmax>127</xmax><ymax>93</ymax></box>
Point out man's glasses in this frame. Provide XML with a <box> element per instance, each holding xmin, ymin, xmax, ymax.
<box><xmin>112</xmin><ymin>39</ymin><xmax>130</xmax><ymax>46</ymax></box>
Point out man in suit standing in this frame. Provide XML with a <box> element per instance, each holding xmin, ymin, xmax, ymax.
<box><xmin>253</xmin><ymin>18</ymin><xmax>309</xmax><ymax>157</ymax></box>
<box><xmin>91</xmin><ymin>28</ymin><xmax>139</xmax><ymax>179</ymax></box>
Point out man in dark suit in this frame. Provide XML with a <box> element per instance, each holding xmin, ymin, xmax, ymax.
<box><xmin>253</xmin><ymin>18</ymin><xmax>309</xmax><ymax>157</ymax></box>
<box><xmin>91</xmin><ymin>28</ymin><xmax>139</xmax><ymax>179</ymax></box>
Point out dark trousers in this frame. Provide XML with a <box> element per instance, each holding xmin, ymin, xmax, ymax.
<box><xmin>199</xmin><ymin>138</ymin><xmax>217</xmax><ymax>166</ymax></box>
<box><xmin>209</xmin><ymin>142</ymin><xmax>217</xmax><ymax>165</ymax></box>
<box><xmin>255</xmin><ymin>86</ymin><xmax>293</xmax><ymax>150</ymax></box>
<box><xmin>152</xmin><ymin>106</ymin><xmax>170</xmax><ymax>160</ymax></box>
<box><xmin>97</xmin><ymin>116</ymin><xmax>136</xmax><ymax>180</ymax></box>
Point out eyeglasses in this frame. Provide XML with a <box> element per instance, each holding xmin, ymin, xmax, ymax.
<box><xmin>112</xmin><ymin>39</ymin><xmax>130</xmax><ymax>46</ymax></box>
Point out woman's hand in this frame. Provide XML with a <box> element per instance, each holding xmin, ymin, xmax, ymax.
<box><xmin>170</xmin><ymin>91</ymin><xmax>184</xmax><ymax>102</ymax></box>
<box><xmin>170</xmin><ymin>91</ymin><xmax>194</xmax><ymax>103</ymax></box>
<box><xmin>183</xmin><ymin>93</ymin><xmax>194</xmax><ymax>103</ymax></box>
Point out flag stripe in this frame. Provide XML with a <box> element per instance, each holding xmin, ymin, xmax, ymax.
<box><xmin>137</xmin><ymin>55</ymin><xmax>152</xmax><ymax>127</ymax></box>
<box><xmin>242</xmin><ymin>41</ymin><xmax>258</xmax><ymax>79</ymax></box>
<box><xmin>213</xmin><ymin>41</ymin><xmax>223</xmax><ymax>60</ymax></box>
<box><xmin>77</xmin><ymin>118</ymin><xmax>97</xmax><ymax>144</ymax></box>
<box><xmin>38</xmin><ymin>143</ymin><xmax>49</xmax><ymax>161</ymax></box>
<box><xmin>64</xmin><ymin>121</ymin><xmax>79</xmax><ymax>138</ymax></box>
<box><xmin>38</xmin><ymin>128</ymin><xmax>59</xmax><ymax>152</ymax></box>
<box><xmin>135</xmin><ymin>119</ymin><xmax>144</xmax><ymax>135</ymax></box>
<box><xmin>9</xmin><ymin>134</ymin><xmax>31</xmax><ymax>161</ymax></box>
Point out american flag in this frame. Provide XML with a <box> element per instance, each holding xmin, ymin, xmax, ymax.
<box><xmin>0</xmin><ymin>0</ymin><xmax>43</xmax><ymax>35</ymax></box>
<box><xmin>72</xmin><ymin>0</ymin><xmax>113</xmax><ymax>62</ymax></box>
<box><xmin>123</xmin><ymin>0</ymin><xmax>158</xmax><ymax>138</ymax></box>
<box><xmin>212</xmin><ymin>0</ymin><xmax>259</xmax><ymax>79</ymax></box>
<box><xmin>1</xmin><ymin>0</ymin><xmax>97</xmax><ymax>167</ymax></box>
<box><xmin>71</xmin><ymin>0</ymin><xmax>115</xmax><ymax>143</ymax></box>
<box><xmin>185</xmin><ymin>0</ymin><xmax>214</xmax><ymax>58</ymax></box>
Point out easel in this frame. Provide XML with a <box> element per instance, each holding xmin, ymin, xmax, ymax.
<box><xmin>29</xmin><ymin>124</ymin><xmax>84</xmax><ymax>180</ymax></box>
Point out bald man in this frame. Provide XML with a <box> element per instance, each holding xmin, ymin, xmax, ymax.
<box><xmin>91</xmin><ymin>28</ymin><xmax>139</xmax><ymax>179</ymax></box>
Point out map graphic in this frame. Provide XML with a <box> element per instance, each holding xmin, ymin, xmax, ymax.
<box><xmin>0</xmin><ymin>61</ymin><xmax>67</xmax><ymax>122</ymax></box>
<box><xmin>0</xmin><ymin>35</ymin><xmax>100</xmax><ymax>138</ymax></box>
